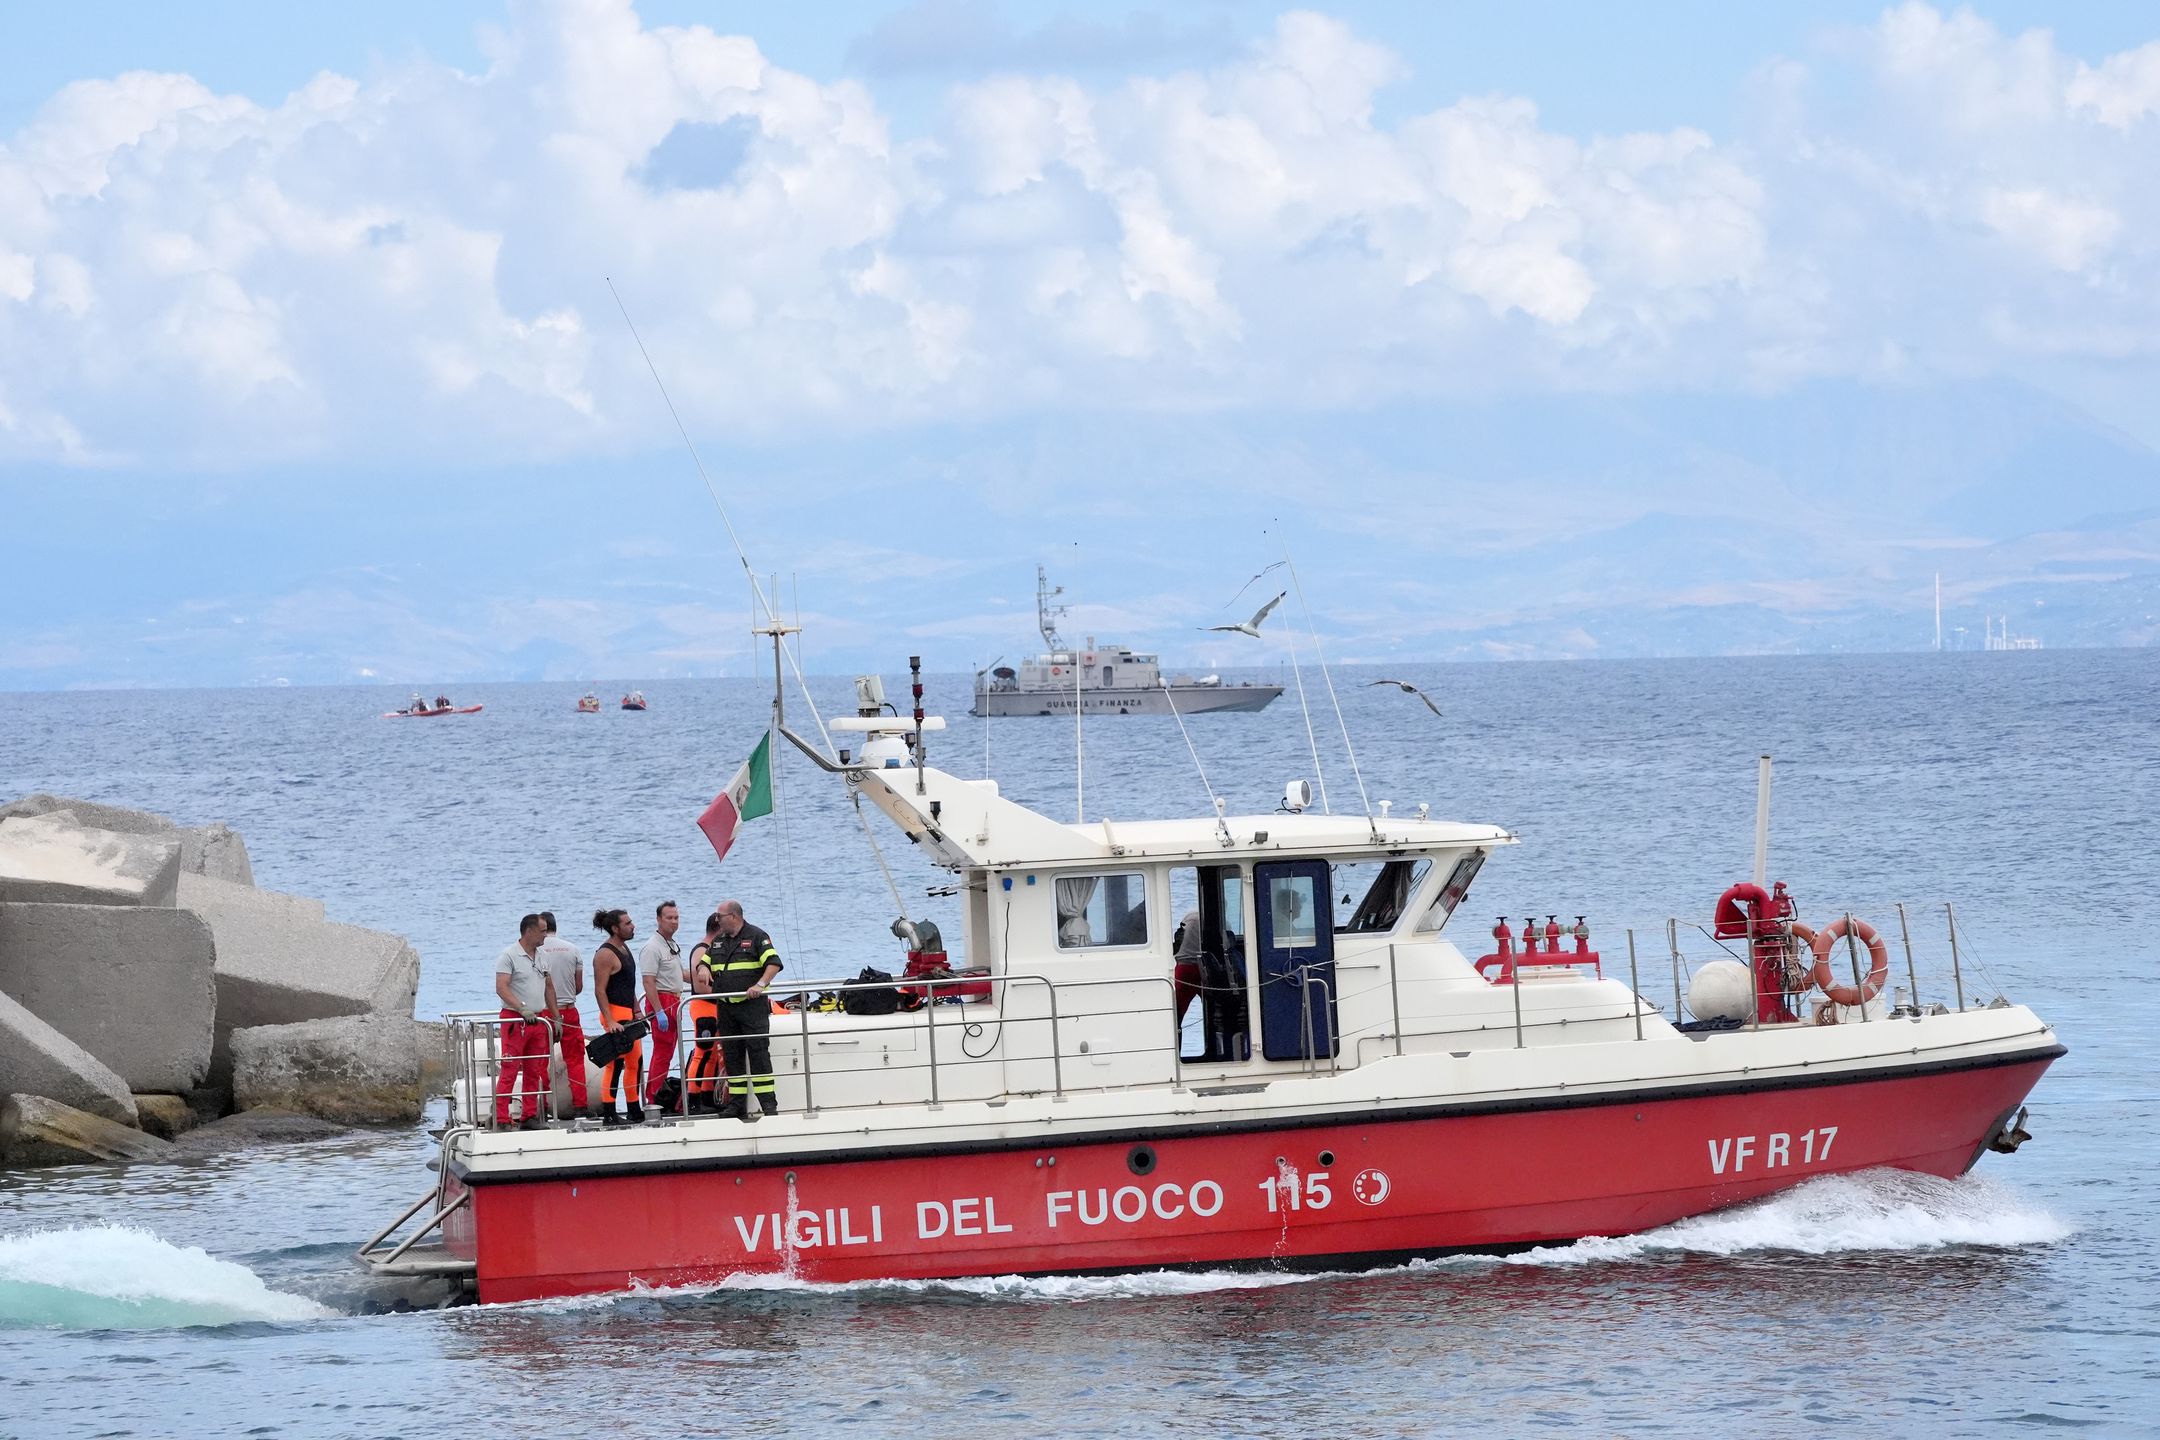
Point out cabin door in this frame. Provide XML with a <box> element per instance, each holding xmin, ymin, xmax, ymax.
<box><xmin>1254</xmin><ymin>860</ymin><xmax>1337</xmax><ymax>1062</ymax></box>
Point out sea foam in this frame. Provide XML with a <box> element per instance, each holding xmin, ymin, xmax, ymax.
<box><xmin>1489</xmin><ymin>1169</ymin><xmax>2071</xmax><ymax>1267</ymax></box>
<box><xmin>0</xmin><ymin>1225</ymin><xmax>333</xmax><ymax>1330</ymax></box>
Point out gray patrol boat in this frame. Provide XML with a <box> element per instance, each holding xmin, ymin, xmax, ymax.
<box><xmin>971</xmin><ymin>567</ymin><xmax>1284</xmax><ymax>718</ymax></box>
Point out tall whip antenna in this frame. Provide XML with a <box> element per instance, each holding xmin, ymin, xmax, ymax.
<box><xmin>607</xmin><ymin>276</ymin><xmax>834</xmax><ymax>753</ymax></box>
<box><xmin>1161</xmin><ymin>680</ymin><xmax>1234</xmax><ymax>847</ymax></box>
<box><xmin>1280</xmin><ymin>602</ymin><xmax>1330</xmax><ymax>815</ymax></box>
<box><xmin>1281</xmin><ymin>541</ymin><xmax>1374</xmax><ymax>835</ymax></box>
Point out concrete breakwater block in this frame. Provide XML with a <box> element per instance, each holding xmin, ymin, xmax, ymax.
<box><xmin>0</xmin><ymin>1094</ymin><xmax>174</xmax><ymax>1167</ymax></box>
<box><xmin>0</xmin><ymin>793</ymin><xmax>255</xmax><ymax>886</ymax></box>
<box><xmin>0</xmin><ymin>902</ymin><xmax>217</xmax><ymax>1094</ymax></box>
<box><xmin>0</xmin><ymin>814</ymin><xmax>181</xmax><ymax>908</ymax></box>
<box><xmin>133</xmin><ymin>1094</ymin><xmax>199</xmax><ymax>1139</ymax></box>
<box><xmin>178</xmin><ymin>872</ymin><xmax>415</xmax><ymax>1030</ymax></box>
<box><xmin>230</xmin><ymin>1014</ymin><xmax>423</xmax><ymax>1124</ymax></box>
<box><xmin>0</xmin><ymin>989</ymin><xmax>138</xmax><ymax>1125</ymax></box>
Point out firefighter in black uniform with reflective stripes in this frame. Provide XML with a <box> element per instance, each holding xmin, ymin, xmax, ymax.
<box><xmin>701</xmin><ymin>899</ymin><xmax>782</xmax><ymax>1121</ymax></box>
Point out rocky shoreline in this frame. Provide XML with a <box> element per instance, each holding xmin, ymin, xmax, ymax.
<box><xmin>0</xmin><ymin>793</ymin><xmax>425</xmax><ymax>1168</ymax></box>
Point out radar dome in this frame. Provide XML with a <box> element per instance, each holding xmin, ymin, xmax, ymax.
<box><xmin>1687</xmin><ymin>960</ymin><xmax>1754</xmax><ymax>1024</ymax></box>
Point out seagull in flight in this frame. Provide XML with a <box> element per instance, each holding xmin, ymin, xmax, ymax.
<box><xmin>1204</xmin><ymin>591</ymin><xmax>1285</xmax><ymax>638</ymax></box>
<box><xmin>1368</xmin><ymin>678</ymin><xmax>1443</xmax><ymax>716</ymax></box>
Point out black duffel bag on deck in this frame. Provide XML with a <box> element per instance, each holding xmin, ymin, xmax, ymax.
<box><xmin>841</xmin><ymin>968</ymin><xmax>900</xmax><ymax>1016</ymax></box>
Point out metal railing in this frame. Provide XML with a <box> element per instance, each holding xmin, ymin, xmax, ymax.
<box><xmin>1664</xmin><ymin>900</ymin><xmax>1993</xmax><ymax>1028</ymax></box>
<box><xmin>447</xmin><ymin>971</ymin><xmax>1184</xmax><ymax>1131</ymax></box>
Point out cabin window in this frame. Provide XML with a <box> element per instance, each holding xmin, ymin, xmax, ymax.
<box><xmin>1413</xmin><ymin>850</ymin><xmax>1487</xmax><ymax>934</ymax></box>
<box><xmin>1268</xmin><ymin>874</ymin><xmax>1319</xmax><ymax>949</ymax></box>
<box><xmin>1333</xmin><ymin>858</ymin><xmax>1433</xmax><ymax>934</ymax></box>
<box><xmin>1055</xmin><ymin>872</ymin><xmax>1150</xmax><ymax>949</ymax></box>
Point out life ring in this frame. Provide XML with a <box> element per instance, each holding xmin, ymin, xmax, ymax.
<box><xmin>1809</xmin><ymin>915</ymin><xmax>1890</xmax><ymax>1006</ymax></box>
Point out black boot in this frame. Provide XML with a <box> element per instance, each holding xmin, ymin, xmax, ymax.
<box><xmin>715</xmin><ymin>1096</ymin><xmax>747</xmax><ymax>1121</ymax></box>
<box><xmin>626</xmin><ymin>1104</ymin><xmax>647</xmax><ymax>1125</ymax></box>
<box><xmin>757</xmin><ymin>1095</ymin><xmax>779</xmax><ymax>1118</ymax></box>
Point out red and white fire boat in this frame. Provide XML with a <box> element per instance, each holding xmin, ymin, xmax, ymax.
<box><xmin>363</xmin><ymin>678</ymin><xmax>2062</xmax><ymax>1303</ymax></box>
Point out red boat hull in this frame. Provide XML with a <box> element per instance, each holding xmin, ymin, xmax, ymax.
<box><xmin>451</xmin><ymin>1051</ymin><xmax>2057</xmax><ymax>1303</ymax></box>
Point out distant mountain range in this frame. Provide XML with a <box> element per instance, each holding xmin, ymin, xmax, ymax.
<box><xmin>5</xmin><ymin>377</ymin><xmax>2154</xmax><ymax>689</ymax></box>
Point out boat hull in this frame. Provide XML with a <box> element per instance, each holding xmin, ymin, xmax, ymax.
<box><xmin>453</xmin><ymin>1048</ymin><xmax>2057</xmax><ymax>1302</ymax></box>
<box><xmin>972</xmin><ymin>684</ymin><xmax>1282</xmax><ymax>717</ymax></box>
<box><xmin>382</xmin><ymin>705</ymin><xmax>483</xmax><ymax>718</ymax></box>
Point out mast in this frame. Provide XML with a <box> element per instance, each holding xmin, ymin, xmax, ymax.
<box><xmin>1037</xmin><ymin>564</ymin><xmax>1069</xmax><ymax>652</ymax></box>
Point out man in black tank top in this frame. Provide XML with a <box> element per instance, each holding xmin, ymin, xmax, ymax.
<box><xmin>590</xmin><ymin>908</ymin><xmax>645</xmax><ymax>1124</ymax></box>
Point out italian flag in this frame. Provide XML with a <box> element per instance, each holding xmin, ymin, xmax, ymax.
<box><xmin>697</xmin><ymin>732</ymin><xmax>774</xmax><ymax>864</ymax></box>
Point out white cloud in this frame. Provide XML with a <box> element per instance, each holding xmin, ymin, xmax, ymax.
<box><xmin>0</xmin><ymin>3</ymin><xmax>2156</xmax><ymax>466</ymax></box>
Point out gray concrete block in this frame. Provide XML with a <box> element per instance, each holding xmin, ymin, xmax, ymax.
<box><xmin>1</xmin><ymin>794</ymin><xmax>254</xmax><ymax>885</ymax></box>
<box><xmin>0</xmin><ymin>1094</ymin><xmax>172</xmax><ymax>1167</ymax></box>
<box><xmin>230</xmin><ymin>1014</ymin><xmax>423</xmax><ymax>1124</ymax></box>
<box><xmin>177</xmin><ymin>871</ymin><xmax>322</xmax><ymax>925</ymax></box>
<box><xmin>133</xmin><ymin>1094</ymin><xmax>199</xmax><ymax>1139</ymax></box>
<box><xmin>0</xmin><ymin>814</ymin><xmax>182</xmax><ymax>908</ymax></box>
<box><xmin>191</xmin><ymin>822</ymin><xmax>254</xmax><ymax>885</ymax></box>
<box><xmin>0</xmin><ymin>989</ymin><xmax>138</xmax><ymax>1125</ymax></box>
<box><xmin>178</xmin><ymin>872</ymin><xmax>412</xmax><ymax>1031</ymax></box>
<box><xmin>0</xmin><ymin>902</ymin><xmax>216</xmax><ymax>1093</ymax></box>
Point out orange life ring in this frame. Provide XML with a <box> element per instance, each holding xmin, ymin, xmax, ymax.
<box><xmin>1809</xmin><ymin>915</ymin><xmax>1890</xmax><ymax>1006</ymax></box>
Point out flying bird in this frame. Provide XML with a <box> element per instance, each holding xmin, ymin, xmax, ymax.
<box><xmin>1204</xmin><ymin>591</ymin><xmax>1285</xmax><ymax>638</ymax></box>
<box><xmin>1368</xmin><ymin>678</ymin><xmax>1442</xmax><ymax>717</ymax></box>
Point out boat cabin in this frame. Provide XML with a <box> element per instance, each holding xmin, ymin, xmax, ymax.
<box><xmin>737</xmin><ymin>714</ymin><xmax>1641</xmax><ymax>1116</ymax></box>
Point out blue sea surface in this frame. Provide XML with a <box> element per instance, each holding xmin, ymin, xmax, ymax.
<box><xmin>1</xmin><ymin>650</ymin><xmax>2155</xmax><ymax>1436</ymax></box>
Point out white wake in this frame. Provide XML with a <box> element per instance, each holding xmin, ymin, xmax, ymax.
<box><xmin>0</xmin><ymin>1225</ymin><xmax>333</xmax><ymax>1330</ymax></box>
<box><xmin>1484</xmin><ymin>1169</ymin><xmax>2070</xmax><ymax>1268</ymax></box>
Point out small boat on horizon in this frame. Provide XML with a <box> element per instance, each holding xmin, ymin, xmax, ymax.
<box><xmin>576</xmin><ymin>692</ymin><xmax>602</xmax><ymax>713</ymax></box>
<box><xmin>621</xmin><ymin>691</ymin><xmax>648</xmax><ymax>711</ymax></box>
<box><xmin>384</xmin><ymin>693</ymin><xmax>482</xmax><ymax>718</ymax></box>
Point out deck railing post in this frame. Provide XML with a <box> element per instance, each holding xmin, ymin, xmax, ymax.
<box><xmin>798</xmin><ymin>996</ymin><xmax>816</xmax><ymax>1116</ymax></box>
<box><xmin>925</xmin><ymin>984</ymin><xmax>941</xmax><ymax>1109</ymax></box>
<box><xmin>1627</xmin><ymin>929</ymin><xmax>1644</xmax><ymax>1041</ymax></box>
<box><xmin>1510</xmin><ymin>960</ymin><xmax>1525</xmax><ymax>1049</ymax></box>
<box><xmin>1387</xmin><ymin>942</ymin><xmax>1404</xmax><ymax>1058</ymax></box>
<box><xmin>1843</xmin><ymin>910</ymin><xmax>1865</xmax><ymax>1015</ymax></box>
<box><xmin>1667</xmin><ymin>917</ymin><xmax>1683</xmax><ymax>1022</ymax></box>
<box><xmin>1945</xmin><ymin>902</ymin><xmax>1967</xmax><ymax>1012</ymax></box>
<box><xmin>1896</xmin><ymin>902</ymin><xmax>1920</xmax><ymax>1012</ymax></box>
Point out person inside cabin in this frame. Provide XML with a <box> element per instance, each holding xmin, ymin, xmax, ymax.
<box><xmin>641</xmin><ymin>901</ymin><xmax>686</xmax><ymax>1110</ymax></box>
<box><xmin>1173</xmin><ymin>909</ymin><xmax>1203</xmax><ymax>1026</ymax></box>
<box><xmin>538</xmin><ymin>911</ymin><xmax>587</xmax><ymax>1117</ymax></box>
<box><xmin>409</xmin><ymin>693</ymin><xmax>426</xmax><ymax>714</ymax></box>
<box><xmin>493</xmin><ymin>914</ymin><xmax>558</xmax><ymax>1131</ymax></box>
<box><xmin>683</xmin><ymin>911</ymin><xmax>726</xmax><ymax>1113</ymax></box>
<box><xmin>704</xmin><ymin>900</ymin><xmax>782</xmax><ymax>1122</ymax></box>
<box><xmin>590</xmin><ymin>908</ymin><xmax>645</xmax><ymax>1125</ymax></box>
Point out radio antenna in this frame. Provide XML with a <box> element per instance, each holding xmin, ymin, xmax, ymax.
<box><xmin>1279</xmin><ymin>538</ymin><xmax>1374</xmax><ymax>836</ymax></box>
<box><xmin>607</xmin><ymin>276</ymin><xmax>833</xmax><ymax>753</ymax></box>
<box><xmin>1162</xmin><ymin>680</ymin><xmax>1234</xmax><ymax>847</ymax></box>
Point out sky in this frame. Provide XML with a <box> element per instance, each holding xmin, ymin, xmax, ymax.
<box><xmin>2</xmin><ymin>1</ymin><xmax>2157</xmax><ymax>689</ymax></box>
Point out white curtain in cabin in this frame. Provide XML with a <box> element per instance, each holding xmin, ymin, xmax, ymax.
<box><xmin>1056</xmin><ymin>876</ymin><xmax>1099</xmax><ymax>947</ymax></box>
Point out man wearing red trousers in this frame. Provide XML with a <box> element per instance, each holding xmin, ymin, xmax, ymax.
<box><xmin>641</xmin><ymin>900</ymin><xmax>687</xmax><ymax>1108</ymax></box>
<box><xmin>494</xmin><ymin>914</ymin><xmax>559</xmax><ymax>1131</ymax></box>
<box><xmin>539</xmin><ymin>911</ymin><xmax>588</xmax><ymax>1116</ymax></box>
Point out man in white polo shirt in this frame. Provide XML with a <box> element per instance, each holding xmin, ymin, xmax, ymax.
<box><xmin>641</xmin><ymin>900</ymin><xmax>687</xmax><ymax>1109</ymax></box>
<box><xmin>538</xmin><ymin>912</ymin><xmax>588</xmax><ymax>1117</ymax></box>
<box><xmin>493</xmin><ymin>914</ymin><xmax>559</xmax><ymax>1131</ymax></box>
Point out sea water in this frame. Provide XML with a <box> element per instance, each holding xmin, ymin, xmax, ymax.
<box><xmin>0</xmin><ymin>651</ymin><xmax>2154</xmax><ymax>1436</ymax></box>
